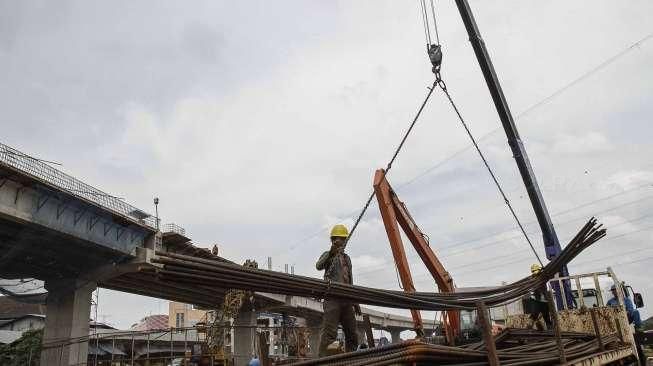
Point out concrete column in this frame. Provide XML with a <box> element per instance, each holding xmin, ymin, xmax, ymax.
<box><xmin>41</xmin><ymin>279</ymin><xmax>95</xmax><ymax>366</ymax></box>
<box><xmin>306</xmin><ymin>317</ymin><xmax>321</xmax><ymax>357</ymax></box>
<box><xmin>356</xmin><ymin>329</ymin><xmax>366</xmax><ymax>347</ymax></box>
<box><xmin>233</xmin><ymin>309</ymin><xmax>257</xmax><ymax>366</ymax></box>
<box><xmin>389</xmin><ymin>328</ymin><xmax>402</xmax><ymax>344</ymax></box>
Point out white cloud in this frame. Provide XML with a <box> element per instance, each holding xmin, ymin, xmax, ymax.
<box><xmin>2</xmin><ymin>0</ymin><xmax>653</xmax><ymax>326</ymax></box>
<box><xmin>551</xmin><ymin>132</ymin><xmax>612</xmax><ymax>154</ymax></box>
<box><xmin>600</xmin><ymin>170</ymin><xmax>653</xmax><ymax>191</ymax></box>
<box><xmin>351</xmin><ymin>254</ymin><xmax>387</xmax><ymax>269</ymax></box>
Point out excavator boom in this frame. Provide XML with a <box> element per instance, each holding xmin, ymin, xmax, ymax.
<box><xmin>373</xmin><ymin>169</ymin><xmax>460</xmax><ymax>344</ymax></box>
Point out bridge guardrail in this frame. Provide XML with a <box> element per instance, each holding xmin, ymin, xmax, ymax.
<box><xmin>0</xmin><ymin>142</ymin><xmax>157</xmax><ymax>229</ymax></box>
<box><xmin>163</xmin><ymin>223</ymin><xmax>186</xmax><ymax>236</ymax></box>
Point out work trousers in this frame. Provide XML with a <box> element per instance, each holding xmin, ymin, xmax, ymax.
<box><xmin>628</xmin><ymin>309</ymin><xmax>642</xmax><ymax>327</ymax></box>
<box><xmin>318</xmin><ymin>300</ymin><xmax>358</xmax><ymax>356</ymax></box>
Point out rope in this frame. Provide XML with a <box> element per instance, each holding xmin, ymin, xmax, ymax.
<box><xmin>347</xmin><ymin>80</ymin><xmax>438</xmax><ymax>243</ymax></box>
<box><xmin>434</xmin><ymin>75</ymin><xmax>543</xmax><ymax>266</ymax></box>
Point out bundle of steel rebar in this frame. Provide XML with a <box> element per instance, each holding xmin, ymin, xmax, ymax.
<box><xmin>289</xmin><ymin>328</ymin><xmax>626</xmax><ymax>366</ymax></box>
<box><xmin>148</xmin><ymin>218</ymin><xmax>605</xmax><ymax>311</ymax></box>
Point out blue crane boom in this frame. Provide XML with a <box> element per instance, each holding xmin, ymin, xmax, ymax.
<box><xmin>453</xmin><ymin>0</ymin><xmax>573</xmax><ymax>307</ymax></box>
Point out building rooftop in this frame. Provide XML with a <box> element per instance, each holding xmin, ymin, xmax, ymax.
<box><xmin>0</xmin><ymin>296</ymin><xmax>45</xmax><ymax>319</ymax></box>
<box><xmin>129</xmin><ymin>314</ymin><xmax>169</xmax><ymax>331</ymax></box>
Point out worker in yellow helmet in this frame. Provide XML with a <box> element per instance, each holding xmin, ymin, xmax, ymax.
<box><xmin>316</xmin><ymin>224</ymin><xmax>360</xmax><ymax>356</ymax></box>
<box><xmin>530</xmin><ymin>263</ymin><xmax>542</xmax><ymax>275</ymax></box>
<box><xmin>525</xmin><ymin>263</ymin><xmax>550</xmax><ymax>330</ymax></box>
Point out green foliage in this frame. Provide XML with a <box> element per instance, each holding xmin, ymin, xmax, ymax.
<box><xmin>0</xmin><ymin>329</ymin><xmax>42</xmax><ymax>366</ymax></box>
<box><xmin>643</xmin><ymin>316</ymin><xmax>653</xmax><ymax>331</ymax></box>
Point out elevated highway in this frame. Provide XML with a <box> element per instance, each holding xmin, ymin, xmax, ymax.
<box><xmin>0</xmin><ymin>142</ymin><xmax>437</xmax><ymax>366</ymax></box>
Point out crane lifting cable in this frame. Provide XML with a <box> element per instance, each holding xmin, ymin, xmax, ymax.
<box><xmin>347</xmin><ymin>81</ymin><xmax>437</xmax><ymax>242</ymax></box>
<box><xmin>349</xmin><ymin>0</ymin><xmax>542</xmax><ymax>267</ymax></box>
<box><xmin>420</xmin><ymin>0</ymin><xmax>443</xmax><ymax>74</ymax></box>
<box><xmin>347</xmin><ymin>1</ymin><xmax>442</xmax><ymax>244</ymax></box>
<box><xmin>422</xmin><ymin>3</ymin><xmax>543</xmax><ymax>265</ymax></box>
<box><xmin>435</xmin><ymin>78</ymin><xmax>544</xmax><ymax>265</ymax></box>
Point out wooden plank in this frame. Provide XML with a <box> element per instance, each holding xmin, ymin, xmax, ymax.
<box><xmin>546</xmin><ymin>290</ymin><xmax>567</xmax><ymax>364</ymax></box>
<box><xmin>589</xmin><ymin>308</ymin><xmax>604</xmax><ymax>351</ymax></box>
<box><xmin>476</xmin><ymin>301</ymin><xmax>500</xmax><ymax>366</ymax></box>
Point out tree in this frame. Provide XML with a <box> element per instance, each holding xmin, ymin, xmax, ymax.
<box><xmin>0</xmin><ymin>329</ymin><xmax>42</xmax><ymax>366</ymax></box>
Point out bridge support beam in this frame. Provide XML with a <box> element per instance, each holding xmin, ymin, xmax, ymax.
<box><xmin>233</xmin><ymin>309</ymin><xmax>257</xmax><ymax>366</ymax></box>
<box><xmin>40</xmin><ymin>279</ymin><xmax>95</xmax><ymax>366</ymax></box>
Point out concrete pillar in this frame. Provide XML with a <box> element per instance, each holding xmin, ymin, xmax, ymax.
<box><xmin>356</xmin><ymin>329</ymin><xmax>366</xmax><ymax>347</ymax></box>
<box><xmin>306</xmin><ymin>317</ymin><xmax>321</xmax><ymax>357</ymax></box>
<box><xmin>389</xmin><ymin>328</ymin><xmax>402</xmax><ymax>344</ymax></box>
<box><xmin>233</xmin><ymin>309</ymin><xmax>257</xmax><ymax>366</ymax></box>
<box><xmin>40</xmin><ymin>279</ymin><xmax>95</xmax><ymax>366</ymax></box>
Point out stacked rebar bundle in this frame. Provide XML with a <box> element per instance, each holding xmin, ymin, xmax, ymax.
<box><xmin>289</xmin><ymin>328</ymin><xmax>626</xmax><ymax>366</ymax></box>
<box><xmin>149</xmin><ymin>218</ymin><xmax>605</xmax><ymax>311</ymax></box>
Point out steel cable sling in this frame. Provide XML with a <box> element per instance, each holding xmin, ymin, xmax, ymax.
<box><xmin>421</xmin><ymin>0</ymin><xmax>544</xmax><ymax>265</ymax></box>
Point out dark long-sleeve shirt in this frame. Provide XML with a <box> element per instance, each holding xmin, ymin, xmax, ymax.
<box><xmin>316</xmin><ymin>250</ymin><xmax>352</xmax><ymax>285</ymax></box>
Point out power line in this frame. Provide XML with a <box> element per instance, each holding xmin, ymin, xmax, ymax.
<box><xmin>574</xmin><ymin>254</ymin><xmax>653</xmax><ymax>272</ymax></box>
<box><xmin>414</xmin><ymin>160</ymin><xmax>653</xmax><ymax>236</ymax></box>
<box><xmin>398</xmin><ymin>31</ymin><xmax>653</xmax><ymax>190</ymax></box>
<box><xmin>278</xmin><ymin>30</ymin><xmax>653</xmax><ymax>255</ymax></box>
<box><xmin>441</xmin><ymin>222</ymin><xmax>653</xmax><ymax>280</ymax></box>
<box><xmin>419</xmin><ymin>181</ymin><xmax>652</xmax><ymax>250</ymax></box>
<box><xmin>356</xmin><ymin>211</ymin><xmax>653</xmax><ymax>278</ymax></box>
<box><xmin>351</xmin><ymin>182</ymin><xmax>653</xmax><ymax>264</ymax></box>
<box><xmin>439</xmin><ymin>209</ymin><xmax>653</xmax><ymax>259</ymax></box>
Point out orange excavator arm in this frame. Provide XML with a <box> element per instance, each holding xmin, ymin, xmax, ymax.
<box><xmin>373</xmin><ymin>170</ymin><xmax>425</xmax><ymax>336</ymax></box>
<box><xmin>373</xmin><ymin>169</ymin><xmax>460</xmax><ymax>344</ymax></box>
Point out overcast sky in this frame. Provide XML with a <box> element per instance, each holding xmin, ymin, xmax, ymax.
<box><xmin>1</xmin><ymin>0</ymin><xmax>652</xmax><ymax>330</ymax></box>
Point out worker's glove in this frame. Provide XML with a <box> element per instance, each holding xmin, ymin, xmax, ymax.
<box><xmin>354</xmin><ymin>304</ymin><xmax>362</xmax><ymax>316</ymax></box>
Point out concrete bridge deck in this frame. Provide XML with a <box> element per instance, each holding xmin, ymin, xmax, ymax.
<box><xmin>0</xmin><ymin>142</ymin><xmax>438</xmax><ymax>366</ymax></box>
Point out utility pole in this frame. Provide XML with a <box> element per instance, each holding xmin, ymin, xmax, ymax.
<box><xmin>454</xmin><ymin>0</ymin><xmax>572</xmax><ymax>307</ymax></box>
<box><xmin>153</xmin><ymin>197</ymin><xmax>160</xmax><ymax>231</ymax></box>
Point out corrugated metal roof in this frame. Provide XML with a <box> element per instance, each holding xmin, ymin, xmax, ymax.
<box><xmin>99</xmin><ymin>343</ymin><xmax>126</xmax><ymax>356</ymax></box>
<box><xmin>129</xmin><ymin>314</ymin><xmax>169</xmax><ymax>331</ymax></box>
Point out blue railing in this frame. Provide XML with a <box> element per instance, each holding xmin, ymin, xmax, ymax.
<box><xmin>0</xmin><ymin>142</ymin><xmax>157</xmax><ymax>229</ymax></box>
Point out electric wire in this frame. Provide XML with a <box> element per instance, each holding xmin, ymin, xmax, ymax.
<box><xmin>438</xmin><ymin>222</ymin><xmax>653</xmax><ymax>281</ymax></box>
<box><xmin>399</xmin><ymin>31</ymin><xmax>653</xmax><ymax>190</ymax></box>
<box><xmin>429</xmin><ymin>183</ymin><xmax>653</xmax><ymax>251</ymax></box>
<box><xmin>356</xmin><ymin>205</ymin><xmax>653</xmax><ymax>279</ymax></box>
<box><xmin>279</xmin><ymin>30</ymin><xmax>653</xmax><ymax>256</ymax></box>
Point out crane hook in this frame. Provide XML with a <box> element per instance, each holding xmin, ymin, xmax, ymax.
<box><xmin>428</xmin><ymin>44</ymin><xmax>442</xmax><ymax>75</ymax></box>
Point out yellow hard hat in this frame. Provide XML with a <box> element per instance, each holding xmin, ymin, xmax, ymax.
<box><xmin>530</xmin><ymin>263</ymin><xmax>542</xmax><ymax>274</ymax></box>
<box><xmin>330</xmin><ymin>224</ymin><xmax>349</xmax><ymax>238</ymax></box>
